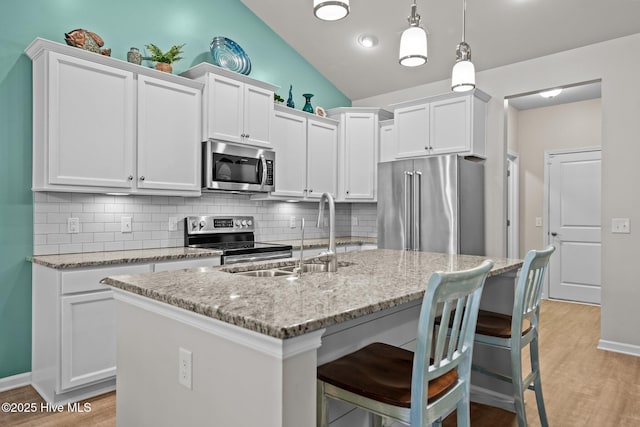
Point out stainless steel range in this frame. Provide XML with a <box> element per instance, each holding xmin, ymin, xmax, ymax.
<box><xmin>184</xmin><ymin>215</ymin><xmax>292</xmax><ymax>265</ymax></box>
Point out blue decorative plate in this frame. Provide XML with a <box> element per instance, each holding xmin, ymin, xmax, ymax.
<box><xmin>210</xmin><ymin>36</ymin><xmax>251</xmax><ymax>75</ymax></box>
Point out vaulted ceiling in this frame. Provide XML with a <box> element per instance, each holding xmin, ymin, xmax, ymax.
<box><xmin>241</xmin><ymin>0</ymin><xmax>640</xmax><ymax>101</ymax></box>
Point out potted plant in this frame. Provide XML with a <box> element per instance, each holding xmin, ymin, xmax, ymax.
<box><xmin>144</xmin><ymin>43</ymin><xmax>185</xmax><ymax>73</ymax></box>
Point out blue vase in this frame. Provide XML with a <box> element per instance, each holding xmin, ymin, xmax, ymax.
<box><xmin>286</xmin><ymin>85</ymin><xmax>295</xmax><ymax>108</ymax></box>
<box><xmin>302</xmin><ymin>93</ymin><xmax>314</xmax><ymax>113</ymax></box>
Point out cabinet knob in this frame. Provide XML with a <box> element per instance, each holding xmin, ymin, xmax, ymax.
<box><xmin>241</xmin><ymin>133</ymin><xmax>246</xmax><ymax>138</ymax></box>
<box><xmin>245</xmin><ymin>134</ymin><xmax>250</xmax><ymax>138</ymax></box>
<box><xmin>309</xmin><ymin>189</ymin><xmax>313</xmax><ymax>193</ymax></box>
<box><xmin>346</xmin><ymin>190</ymin><xmax>350</xmax><ymax>194</ymax></box>
<box><xmin>128</xmin><ymin>175</ymin><xmax>133</xmax><ymax>181</ymax></box>
<box><xmin>139</xmin><ymin>176</ymin><xmax>145</xmax><ymax>181</ymax></box>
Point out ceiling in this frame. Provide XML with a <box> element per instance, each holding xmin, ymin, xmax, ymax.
<box><xmin>507</xmin><ymin>81</ymin><xmax>602</xmax><ymax>111</ymax></box>
<box><xmin>241</xmin><ymin>0</ymin><xmax>640</xmax><ymax>101</ymax></box>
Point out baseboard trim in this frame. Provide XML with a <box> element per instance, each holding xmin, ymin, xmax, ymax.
<box><xmin>598</xmin><ymin>339</ymin><xmax>640</xmax><ymax>357</ymax></box>
<box><xmin>470</xmin><ymin>384</ymin><xmax>515</xmax><ymax>413</ymax></box>
<box><xmin>0</xmin><ymin>372</ymin><xmax>32</xmax><ymax>393</ymax></box>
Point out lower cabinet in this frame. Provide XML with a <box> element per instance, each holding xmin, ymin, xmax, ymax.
<box><xmin>32</xmin><ymin>256</ymin><xmax>220</xmax><ymax>404</ymax></box>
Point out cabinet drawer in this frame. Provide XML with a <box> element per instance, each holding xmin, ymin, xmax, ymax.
<box><xmin>62</xmin><ymin>264</ymin><xmax>151</xmax><ymax>294</ymax></box>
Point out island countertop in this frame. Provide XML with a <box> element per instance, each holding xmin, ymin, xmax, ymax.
<box><xmin>102</xmin><ymin>249</ymin><xmax>522</xmax><ymax>340</ymax></box>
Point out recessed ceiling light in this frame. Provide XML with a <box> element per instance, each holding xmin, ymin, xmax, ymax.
<box><xmin>539</xmin><ymin>88</ymin><xmax>563</xmax><ymax>98</ymax></box>
<box><xmin>358</xmin><ymin>34</ymin><xmax>378</xmax><ymax>48</ymax></box>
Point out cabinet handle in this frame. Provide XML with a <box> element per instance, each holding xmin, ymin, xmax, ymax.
<box><xmin>128</xmin><ymin>175</ymin><xmax>133</xmax><ymax>181</ymax></box>
<box><xmin>139</xmin><ymin>176</ymin><xmax>145</xmax><ymax>181</ymax></box>
<box><xmin>245</xmin><ymin>134</ymin><xmax>250</xmax><ymax>138</ymax></box>
<box><xmin>241</xmin><ymin>133</ymin><xmax>246</xmax><ymax>138</ymax></box>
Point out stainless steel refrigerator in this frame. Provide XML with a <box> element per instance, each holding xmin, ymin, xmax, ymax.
<box><xmin>377</xmin><ymin>155</ymin><xmax>484</xmax><ymax>255</ymax></box>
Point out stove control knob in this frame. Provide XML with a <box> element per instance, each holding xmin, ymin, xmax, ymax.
<box><xmin>241</xmin><ymin>220</ymin><xmax>247</xmax><ymax>227</ymax></box>
<box><xmin>191</xmin><ymin>220</ymin><xmax>198</xmax><ymax>230</ymax></box>
<box><xmin>247</xmin><ymin>220</ymin><xmax>252</xmax><ymax>226</ymax></box>
<box><xmin>234</xmin><ymin>219</ymin><xmax>241</xmax><ymax>227</ymax></box>
<box><xmin>199</xmin><ymin>220</ymin><xmax>206</xmax><ymax>230</ymax></box>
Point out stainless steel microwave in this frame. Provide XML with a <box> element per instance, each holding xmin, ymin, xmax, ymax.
<box><xmin>202</xmin><ymin>140</ymin><xmax>275</xmax><ymax>192</ymax></box>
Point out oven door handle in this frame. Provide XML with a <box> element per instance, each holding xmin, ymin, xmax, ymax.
<box><xmin>259</xmin><ymin>154</ymin><xmax>267</xmax><ymax>189</ymax></box>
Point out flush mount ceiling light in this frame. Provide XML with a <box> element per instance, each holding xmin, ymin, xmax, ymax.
<box><xmin>358</xmin><ymin>34</ymin><xmax>379</xmax><ymax>48</ymax></box>
<box><xmin>539</xmin><ymin>88</ymin><xmax>563</xmax><ymax>98</ymax></box>
<box><xmin>451</xmin><ymin>0</ymin><xmax>475</xmax><ymax>92</ymax></box>
<box><xmin>399</xmin><ymin>1</ymin><xmax>428</xmax><ymax>67</ymax></box>
<box><xmin>313</xmin><ymin>0</ymin><xmax>350</xmax><ymax>21</ymax></box>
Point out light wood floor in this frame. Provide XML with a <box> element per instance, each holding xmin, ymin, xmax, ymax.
<box><xmin>1</xmin><ymin>300</ymin><xmax>639</xmax><ymax>426</ymax></box>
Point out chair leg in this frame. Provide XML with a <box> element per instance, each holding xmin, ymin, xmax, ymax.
<box><xmin>530</xmin><ymin>337</ymin><xmax>549</xmax><ymax>427</ymax></box>
<box><xmin>317</xmin><ymin>381</ymin><xmax>328</xmax><ymax>427</ymax></box>
<box><xmin>511</xmin><ymin>345</ymin><xmax>527</xmax><ymax>427</ymax></box>
<box><xmin>456</xmin><ymin>396</ymin><xmax>471</xmax><ymax>427</ymax></box>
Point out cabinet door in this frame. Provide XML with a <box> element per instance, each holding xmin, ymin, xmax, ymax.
<box><xmin>379</xmin><ymin>122</ymin><xmax>396</xmax><ymax>163</ymax></box>
<box><xmin>429</xmin><ymin>96</ymin><xmax>471</xmax><ymax>155</ymax></box>
<box><xmin>344</xmin><ymin>113</ymin><xmax>376</xmax><ymax>200</ymax></box>
<box><xmin>60</xmin><ymin>291</ymin><xmax>116</xmax><ymax>390</ymax></box>
<box><xmin>47</xmin><ymin>52</ymin><xmax>135</xmax><ymax>188</ymax></box>
<box><xmin>207</xmin><ymin>74</ymin><xmax>244</xmax><ymax>143</ymax></box>
<box><xmin>137</xmin><ymin>75</ymin><xmax>202</xmax><ymax>192</ymax></box>
<box><xmin>271</xmin><ymin>110</ymin><xmax>307</xmax><ymax>197</ymax></box>
<box><xmin>243</xmin><ymin>84</ymin><xmax>273</xmax><ymax>147</ymax></box>
<box><xmin>395</xmin><ymin>103</ymin><xmax>429</xmax><ymax>158</ymax></box>
<box><xmin>307</xmin><ymin>119</ymin><xmax>337</xmax><ymax>198</ymax></box>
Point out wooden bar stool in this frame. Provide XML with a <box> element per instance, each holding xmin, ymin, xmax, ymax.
<box><xmin>472</xmin><ymin>246</ymin><xmax>555</xmax><ymax>427</ymax></box>
<box><xmin>317</xmin><ymin>259</ymin><xmax>494</xmax><ymax>427</ymax></box>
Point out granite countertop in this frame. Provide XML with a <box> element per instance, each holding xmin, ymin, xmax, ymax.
<box><xmin>102</xmin><ymin>249</ymin><xmax>522</xmax><ymax>340</ymax></box>
<box><xmin>30</xmin><ymin>247</ymin><xmax>222</xmax><ymax>269</ymax></box>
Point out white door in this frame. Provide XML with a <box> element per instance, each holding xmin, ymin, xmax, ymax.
<box><xmin>207</xmin><ymin>73</ymin><xmax>244</xmax><ymax>143</ymax></box>
<box><xmin>243</xmin><ymin>84</ymin><xmax>273</xmax><ymax>147</ymax></box>
<box><xmin>547</xmin><ymin>149</ymin><xmax>601</xmax><ymax>304</ymax></box>
<box><xmin>394</xmin><ymin>103</ymin><xmax>429</xmax><ymax>158</ymax></box>
<box><xmin>270</xmin><ymin>109</ymin><xmax>307</xmax><ymax>198</ymax></box>
<box><xmin>507</xmin><ymin>152</ymin><xmax>520</xmax><ymax>259</ymax></box>
<box><xmin>306</xmin><ymin>118</ymin><xmax>337</xmax><ymax>198</ymax></box>
<box><xmin>137</xmin><ymin>75</ymin><xmax>202</xmax><ymax>192</ymax></box>
<box><xmin>344</xmin><ymin>113</ymin><xmax>375</xmax><ymax>200</ymax></box>
<box><xmin>429</xmin><ymin>96</ymin><xmax>471</xmax><ymax>155</ymax></box>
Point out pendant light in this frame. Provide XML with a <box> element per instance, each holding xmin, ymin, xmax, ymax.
<box><xmin>451</xmin><ymin>0</ymin><xmax>475</xmax><ymax>92</ymax></box>
<box><xmin>399</xmin><ymin>1</ymin><xmax>427</xmax><ymax>67</ymax></box>
<box><xmin>313</xmin><ymin>0</ymin><xmax>350</xmax><ymax>21</ymax></box>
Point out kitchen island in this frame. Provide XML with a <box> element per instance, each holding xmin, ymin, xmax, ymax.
<box><xmin>102</xmin><ymin>249</ymin><xmax>522</xmax><ymax>427</ymax></box>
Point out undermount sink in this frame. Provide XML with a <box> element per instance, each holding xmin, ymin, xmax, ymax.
<box><xmin>225</xmin><ymin>261</ymin><xmax>355</xmax><ymax>277</ymax></box>
<box><xmin>235</xmin><ymin>269</ymin><xmax>294</xmax><ymax>277</ymax></box>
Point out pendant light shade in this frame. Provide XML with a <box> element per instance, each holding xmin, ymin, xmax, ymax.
<box><xmin>314</xmin><ymin>0</ymin><xmax>350</xmax><ymax>21</ymax></box>
<box><xmin>399</xmin><ymin>1</ymin><xmax>427</xmax><ymax>67</ymax></box>
<box><xmin>451</xmin><ymin>0</ymin><xmax>475</xmax><ymax>92</ymax></box>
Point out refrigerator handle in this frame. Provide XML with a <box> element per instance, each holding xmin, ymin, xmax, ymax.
<box><xmin>404</xmin><ymin>171</ymin><xmax>413</xmax><ymax>250</ymax></box>
<box><xmin>414</xmin><ymin>171</ymin><xmax>422</xmax><ymax>251</ymax></box>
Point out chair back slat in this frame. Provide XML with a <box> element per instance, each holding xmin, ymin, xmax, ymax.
<box><xmin>410</xmin><ymin>260</ymin><xmax>494</xmax><ymax>427</ymax></box>
<box><xmin>513</xmin><ymin>246</ymin><xmax>555</xmax><ymax>337</ymax></box>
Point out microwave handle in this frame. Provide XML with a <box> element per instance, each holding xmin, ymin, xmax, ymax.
<box><xmin>260</xmin><ymin>154</ymin><xmax>267</xmax><ymax>188</ymax></box>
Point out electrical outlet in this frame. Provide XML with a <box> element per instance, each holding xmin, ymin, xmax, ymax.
<box><xmin>535</xmin><ymin>217</ymin><xmax>542</xmax><ymax>227</ymax></box>
<box><xmin>612</xmin><ymin>218</ymin><xmax>630</xmax><ymax>234</ymax></box>
<box><xmin>121</xmin><ymin>216</ymin><xmax>132</xmax><ymax>233</ymax></box>
<box><xmin>168</xmin><ymin>217</ymin><xmax>178</xmax><ymax>231</ymax></box>
<box><xmin>67</xmin><ymin>217</ymin><xmax>79</xmax><ymax>234</ymax></box>
<box><xmin>289</xmin><ymin>216</ymin><xmax>296</xmax><ymax>228</ymax></box>
<box><xmin>179</xmin><ymin>347</ymin><xmax>192</xmax><ymax>389</ymax></box>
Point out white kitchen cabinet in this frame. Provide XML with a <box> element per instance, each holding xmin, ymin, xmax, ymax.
<box><xmin>391</xmin><ymin>90</ymin><xmax>490</xmax><ymax>159</ymax></box>
<box><xmin>32</xmin><ymin>255</ymin><xmax>220</xmax><ymax>404</ymax></box>
<box><xmin>327</xmin><ymin>108</ymin><xmax>392</xmax><ymax>202</ymax></box>
<box><xmin>379</xmin><ymin>119</ymin><xmax>396</xmax><ymax>164</ymax></box>
<box><xmin>269</xmin><ymin>105</ymin><xmax>338</xmax><ymax>199</ymax></box>
<box><xmin>181</xmin><ymin>63</ymin><xmax>276</xmax><ymax>147</ymax></box>
<box><xmin>25</xmin><ymin>38</ymin><xmax>204</xmax><ymax>196</ymax></box>
<box><xmin>137</xmin><ymin>75</ymin><xmax>202</xmax><ymax>192</ymax></box>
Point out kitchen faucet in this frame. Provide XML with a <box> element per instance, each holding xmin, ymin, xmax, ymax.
<box><xmin>317</xmin><ymin>192</ymin><xmax>337</xmax><ymax>272</ymax></box>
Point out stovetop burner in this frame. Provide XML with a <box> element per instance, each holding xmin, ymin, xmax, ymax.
<box><xmin>184</xmin><ymin>215</ymin><xmax>292</xmax><ymax>265</ymax></box>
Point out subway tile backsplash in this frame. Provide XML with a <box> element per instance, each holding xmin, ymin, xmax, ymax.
<box><xmin>33</xmin><ymin>192</ymin><xmax>378</xmax><ymax>255</ymax></box>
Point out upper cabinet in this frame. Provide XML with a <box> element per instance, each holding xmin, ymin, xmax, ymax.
<box><xmin>26</xmin><ymin>38</ymin><xmax>203</xmax><ymax>196</ymax></box>
<box><xmin>379</xmin><ymin>119</ymin><xmax>396</xmax><ymax>163</ymax></box>
<box><xmin>392</xmin><ymin>90</ymin><xmax>490</xmax><ymax>159</ymax></box>
<box><xmin>327</xmin><ymin>108</ymin><xmax>392</xmax><ymax>202</ymax></box>
<box><xmin>269</xmin><ymin>105</ymin><xmax>338</xmax><ymax>200</ymax></box>
<box><xmin>181</xmin><ymin>63</ymin><xmax>276</xmax><ymax>148</ymax></box>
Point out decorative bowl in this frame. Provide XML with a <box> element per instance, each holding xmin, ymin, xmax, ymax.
<box><xmin>210</xmin><ymin>36</ymin><xmax>251</xmax><ymax>75</ymax></box>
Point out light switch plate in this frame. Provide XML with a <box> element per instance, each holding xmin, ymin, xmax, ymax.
<box><xmin>168</xmin><ymin>217</ymin><xmax>178</xmax><ymax>232</ymax></box>
<box><xmin>67</xmin><ymin>217</ymin><xmax>79</xmax><ymax>234</ymax></box>
<box><xmin>121</xmin><ymin>216</ymin><xmax>132</xmax><ymax>233</ymax></box>
<box><xmin>612</xmin><ymin>218</ymin><xmax>630</xmax><ymax>234</ymax></box>
<box><xmin>289</xmin><ymin>216</ymin><xmax>296</xmax><ymax>228</ymax></box>
<box><xmin>535</xmin><ymin>217</ymin><xmax>542</xmax><ymax>227</ymax></box>
<box><xmin>179</xmin><ymin>347</ymin><xmax>192</xmax><ymax>389</ymax></box>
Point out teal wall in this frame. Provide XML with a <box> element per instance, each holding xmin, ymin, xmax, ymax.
<box><xmin>0</xmin><ymin>0</ymin><xmax>350</xmax><ymax>379</ymax></box>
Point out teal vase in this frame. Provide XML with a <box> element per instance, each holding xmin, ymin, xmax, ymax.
<box><xmin>302</xmin><ymin>93</ymin><xmax>314</xmax><ymax>113</ymax></box>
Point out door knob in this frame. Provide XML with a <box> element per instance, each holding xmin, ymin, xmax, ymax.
<box><xmin>551</xmin><ymin>232</ymin><xmax>558</xmax><ymax>236</ymax></box>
